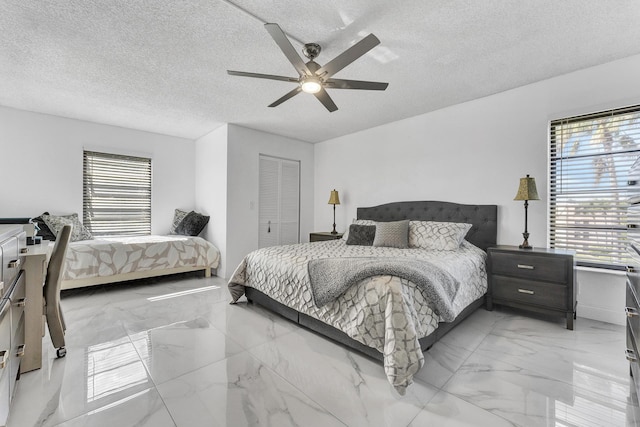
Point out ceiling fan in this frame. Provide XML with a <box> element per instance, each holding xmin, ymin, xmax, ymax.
<box><xmin>227</xmin><ymin>23</ymin><xmax>389</xmax><ymax>112</ymax></box>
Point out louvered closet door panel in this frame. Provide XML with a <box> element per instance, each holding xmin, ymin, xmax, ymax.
<box><xmin>259</xmin><ymin>156</ymin><xmax>280</xmax><ymax>248</ymax></box>
<box><xmin>279</xmin><ymin>160</ymin><xmax>300</xmax><ymax>245</ymax></box>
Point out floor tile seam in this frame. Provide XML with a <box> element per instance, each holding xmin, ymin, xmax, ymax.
<box><xmin>402</xmin><ymin>378</ymin><xmax>440</xmax><ymax>427</ymax></box>
<box><xmin>118</xmin><ymin>325</ymin><xmax>186</xmax><ymax>426</ymax></box>
<box><xmin>431</xmin><ymin>324</ymin><xmax>525</xmax><ymax>426</ymax></box>
<box><xmin>241</xmin><ymin>349</ymin><xmax>350</xmax><ymax>427</ymax></box>
<box><xmin>444</xmin><ymin>340</ymin><xmax>639</xmax><ymax>412</ymax></box>
<box><xmin>478</xmin><ymin>328</ymin><xmax>635</xmax><ymax>402</ymax></box>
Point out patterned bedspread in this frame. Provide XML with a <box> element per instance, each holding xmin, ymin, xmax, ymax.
<box><xmin>228</xmin><ymin>239</ymin><xmax>487</xmax><ymax>395</ymax></box>
<box><xmin>63</xmin><ymin>235</ymin><xmax>221</xmax><ymax>281</ymax></box>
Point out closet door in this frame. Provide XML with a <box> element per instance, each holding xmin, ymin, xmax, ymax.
<box><xmin>258</xmin><ymin>155</ymin><xmax>300</xmax><ymax>248</ymax></box>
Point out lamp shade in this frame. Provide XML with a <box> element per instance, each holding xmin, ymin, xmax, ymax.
<box><xmin>328</xmin><ymin>189</ymin><xmax>340</xmax><ymax>205</ymax></box>
<box><xmin>514</xmin><ymin>175</ymin><xmax>540</xmax><ymax>201</ymax></box>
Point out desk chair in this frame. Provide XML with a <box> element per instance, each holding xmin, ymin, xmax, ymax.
<box><xmin>44</xmin><ymin>224</ymin><xmax>72</xmax><ymax>358</ymax></box>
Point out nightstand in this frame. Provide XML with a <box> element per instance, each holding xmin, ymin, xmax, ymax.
<box><xmin>487</xmin><ymin>245</ymin><xmax>576</xmax><ymax>330</ymax></box>
<box><xmin>309</xmin><ymin>232</ymin><xmax>343</xmax><ymax>242</ymax></box>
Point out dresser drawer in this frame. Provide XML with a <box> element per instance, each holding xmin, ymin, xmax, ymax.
<box><xmin>0</xmin><ymin>299</ymin><xmax>10</xmax><ymax>427</ymax></box>
<box><xmin>7</xmin><ymin>271</ymin><xmax>25</xmax><ymax>343</ymax></box>
<box><xmin>490</xmin><ymin>252</ymin><xmax>568</xmax><ymax>283</ymax></box>
<box><xmin>492</xmin><ymin>275</ymin><xmax>567</xmax><ymax>310</ymax></box>
<box><xmin>627</xmin><ymin>280</ymin><xmax>640</xmax><ymax>351</ymax></box>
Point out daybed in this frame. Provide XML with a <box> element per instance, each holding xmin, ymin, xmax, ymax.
<box><xmin>0</xmin><ymin>216</ymin><xmax>220</xmax><ymax>290</ymax></box>
<box><xmin>228</xmin><ymin>200</ymin><xmax>497</xmax><ymax>395</ymax></box>
<box><xmin>60</xmin><ymin>234</ymin><xmax>220</xmax><ymax>290</ymax></box>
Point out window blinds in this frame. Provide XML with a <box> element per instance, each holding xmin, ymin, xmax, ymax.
<box><xmin>549</xmin><ymin>105</ymin><xmax>640</xmax><ymax>269</ymax></box>
<box><xmin>83</xmin><ymin>150</ymin><xmax>152</xmax><ymax>236</ymax></box>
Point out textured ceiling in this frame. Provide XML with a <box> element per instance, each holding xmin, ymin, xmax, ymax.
<box><xmin>1</xmin><ymin>1</ymin><xmax>640</xmax><ymax>143</ymax></box>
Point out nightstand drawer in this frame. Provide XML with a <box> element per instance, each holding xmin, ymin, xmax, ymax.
<box><xmin>492</xmin><ymin>276</ymin><xmax>567</xmax><ymax>309</ymax></box>
<box><xmin>490</xmin><ymin>252</ymin><xmax>568</xmax><ymax>283</ymax></box>
<box><xmin>309</xmin><ymin>232</ymin><xmax>343</xmax><ymax>242</ymax></box>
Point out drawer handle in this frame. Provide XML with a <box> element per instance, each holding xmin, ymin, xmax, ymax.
<box><xmin>517</xmin><ymin>264</ymin><xmax>534</xmax><ymax>270</ymax></box>
<box><xmin>627</xmin><ymin>349</ymin><xmax>638</xmax><ymax>362</ymax></box>
<box><xmin>630</xmin><ymin>180</ymin><xmax>639</xmax><ymax>186</ymax></box>
<box><xmin>13</xmin><ymin>298</ymin><xmax>26</xmax><ymax>308</ymax></box>
<box><xmin>0</xmin><ymin>350</ymin><xmax>7</xmax><ymax>369</ymax></box>
<box><xmin>518</xmin><ymin>288</ymin><xmax>535</xmax><ymax>295</ymax></box>
<box><xmin>20</xmin><ymin>247</ymin><xmax>28</xmax><ymax>254</ymax></box>
<box><xmin>7</xmin><ymin>259</ymin><xmax>20</xmax><ymax>269</ymax></box>
<box><xmin>16</xmin><ymin>344</ymin><xmax>25</xmax><ymax>358</ymax></box>
<box><xmin>629</xmin><ymin>224</ymin><xmax>640</xmax><ymax>229</ymax></box>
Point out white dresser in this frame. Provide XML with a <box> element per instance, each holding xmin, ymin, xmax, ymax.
<box><xmin>0</xmin><ymin>225</ymin><xmax>27</xmax><ymax>427</ymax></box>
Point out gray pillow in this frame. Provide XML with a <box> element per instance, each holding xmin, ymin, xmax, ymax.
<box><xmin>373</xmin><ymin>220</ymin><xmax>409</xmax><ymax>249</ymax></box>
<box><xmin>175</xmin><ymin>211</ymin><xmax>210</xmax><ymax>236</ymax></box>
<box><xmin>346</xmin><ymin>224</ymin><xmax>376</xmax><ymax>246</ymax></box>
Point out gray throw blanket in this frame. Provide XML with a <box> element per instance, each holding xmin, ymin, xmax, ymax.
<box><xmin>308</xmin><ymin>257</ymin><xmax>460</xmax><ymax>322</ymax></box>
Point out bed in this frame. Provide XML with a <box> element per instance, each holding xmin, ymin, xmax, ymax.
<box><xmin>60</xmin><ymin>234</ymin><xmax>221</xmax><ymax>290</ymax></box>
<box><xmin>228</xmin><ymin>200</ymin><xmax>497</xmax><ymax>394</ymax></box>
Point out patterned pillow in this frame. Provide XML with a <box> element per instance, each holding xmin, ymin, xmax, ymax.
<box><xmin>345</xmin><ymin>224</ymin><xmax>376</xmax><ymax>246</ymax></box>
<box><xmin>409</xmin><ymin>221</ymin><xmax>472</xmax><ymax>250</ymax></box>
<box><xmin>373</xmin><ymin>220</ymin><xmax>409</xmax><ymax>249</ymax></box>
<box><xmin>175</xmin><ymin>211</ymin><xmax>210</xmax><ymax>236</ymax></box>
<box><xmin>169</xmin><ymin>209</ymin><xmax>190</xmax><ymax>234</ymax></box>
<box><xmin>41</xmin><ymin>213</ymin><xmax>93</xmax><ymax>242</ymax></box>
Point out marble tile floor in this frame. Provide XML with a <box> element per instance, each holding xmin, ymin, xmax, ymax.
<box><xmin>7</xmin><ymin>274</ymin><xmax>640</xmax><ymax>426</ymax></box>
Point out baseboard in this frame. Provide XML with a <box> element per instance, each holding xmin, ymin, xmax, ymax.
<box><xmin>578</xmin><ymin>304</ymin><xmax>625</xmax><ymax>326</ymax></box>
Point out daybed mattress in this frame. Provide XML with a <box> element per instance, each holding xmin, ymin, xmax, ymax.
<box><xmin>63</xmin><ymin>234</ymin><xmax>220</xmax><ymax>282</ymax></box>
<box><xmin>228</xmin><ymin>239</ymin><xmax>487</xmax><ymax>394</ymax></box>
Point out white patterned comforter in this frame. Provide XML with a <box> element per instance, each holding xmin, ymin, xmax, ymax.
<box><xmin>63</xmin><ymin>235</ymin><xmax>221</xmax><ymax>281</ymax></box>
<box><xmin>228</xmin><ymin>239</ymin><xmax>487</xmax><ymax>395</ymax></box>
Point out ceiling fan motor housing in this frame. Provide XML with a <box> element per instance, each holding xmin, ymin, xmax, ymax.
<box><xmin>302</xmin><ymin>43</ymin><xmax>321</xmax><ymax>60</ymax></box>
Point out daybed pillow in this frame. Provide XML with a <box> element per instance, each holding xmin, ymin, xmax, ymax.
<box><xmin>42</xmin><ymin>213</ymin><xmax>93</xmax><ymax>242</ymax></box>
<box><xmin>31</xmin><ymin>212</ymin><xmax>57</xmax><ymax>241</ymax></box>
<box><xmin>373</xmin><ymin>220</ymin><xmax>409</xmax><ymax>249</ymax></box>
<box><xmin>409</xmin><ymin>220</ymin><xmax>472</xmax><ymax>250</ymax></box>
<box><xmin>175</xmin><ymin>211</ymin><xmax>210</xmax><ymax>236</ymax></box>
<box><xmin>169</xmin><ymin>209</ymin><xmax>190</xmax><ymax>234</ymax></box>
<box><xmin>346</xmin><ymin>224</ymin><xmax>376</xmax><ymax>246</ymax></box>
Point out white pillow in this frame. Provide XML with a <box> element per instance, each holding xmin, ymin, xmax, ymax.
<box><xmin>408</xmin><ymin>221</ymin><xmax>472</xmax><ymax>250</ymax></box>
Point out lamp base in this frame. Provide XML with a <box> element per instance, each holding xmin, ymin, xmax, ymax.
<box><xmin>519</xmin><ymin>232</ymin><xmax>532</xmax><ymax>249</ymax></box>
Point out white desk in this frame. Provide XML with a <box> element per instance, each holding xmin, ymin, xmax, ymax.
<box><xmin>21</xmin><ymin>242</ymin><xmax>52</xmax><ymax>373</ymax></box>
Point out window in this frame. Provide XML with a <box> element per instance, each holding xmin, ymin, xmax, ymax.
<box><xmin>549</xmin><ymin>105</ymin><xmax>640</xmax><ymax>269</ymax></box>
<box><xmin>83</xmin><ymin>150</ymin><xmax>152</xmax><ymax>236</ymax></box>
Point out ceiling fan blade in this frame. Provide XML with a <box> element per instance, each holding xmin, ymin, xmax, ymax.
<box><xmin>313</xmin><ymin>88</ymin><xmax>338</xmax><ymax>112</ymax></box>
<box><xmin>325</xmin><ymin>78</ymin><xmax>388</xmax><ymax>90</ymax></box>
<box><xmin>264</xmin><ymin>23</ymin><xmax>311</xmax><ymax>77</ymax></box>
<box><xmin>227</xmin><ymin>70</ymin><xmax>299</xmax><ymax>83</ymax></box>
<box><xmin>268</xmin><ymin>87</ymin><xmax>302</xmax><ymax>108</ymax></box>
<box><xmin>316</xmin><ymin>33</ymin><xmax>380</xmax><ymax>79</ymax></box>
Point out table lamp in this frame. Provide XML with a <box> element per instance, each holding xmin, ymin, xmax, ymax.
<box><xmin>328</xmin><ymin>189</ymin><xmax>340</xmax><ymax>234</ymax></box>
<box><xmin>514</xmin><ymin>174</ymin><xmax>540</xmax><ymax>249</ymax></box>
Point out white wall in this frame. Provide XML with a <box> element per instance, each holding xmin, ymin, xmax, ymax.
<box><xmin>195</xmin><ymin>125</ymin><xmax>228</xmax><ymax>277</ymax></box>
<box><xmin>0</xmin><ymin>106</ymin><xmax>195</xmax><ymax>234</ymax></box>
<box><xmin>314</xmin><ymin>54</ymin><xmax>640</xmax><ymax>325</ymax></box>
<box><xmin>225</xmin><ymin>124</ymin><xmax>314</xmax><ymax>277</ymax></box>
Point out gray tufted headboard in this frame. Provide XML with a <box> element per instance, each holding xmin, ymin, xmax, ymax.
<box><xmin>357</xmin><ymin>201</ymin><xmax>498</xmax><ymax>251</ymax></box>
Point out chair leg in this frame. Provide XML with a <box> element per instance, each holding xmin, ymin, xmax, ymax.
<box><xmin>58</xmin><ymin>302</ymin><xmax>66</xmax><ymax>332</ymax></box>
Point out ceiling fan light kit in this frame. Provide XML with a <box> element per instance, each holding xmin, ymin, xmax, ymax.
<box><xmin>227</xmin><ymin>23</ymin><xmax>389</xmax><ymax>112</ymax></box>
